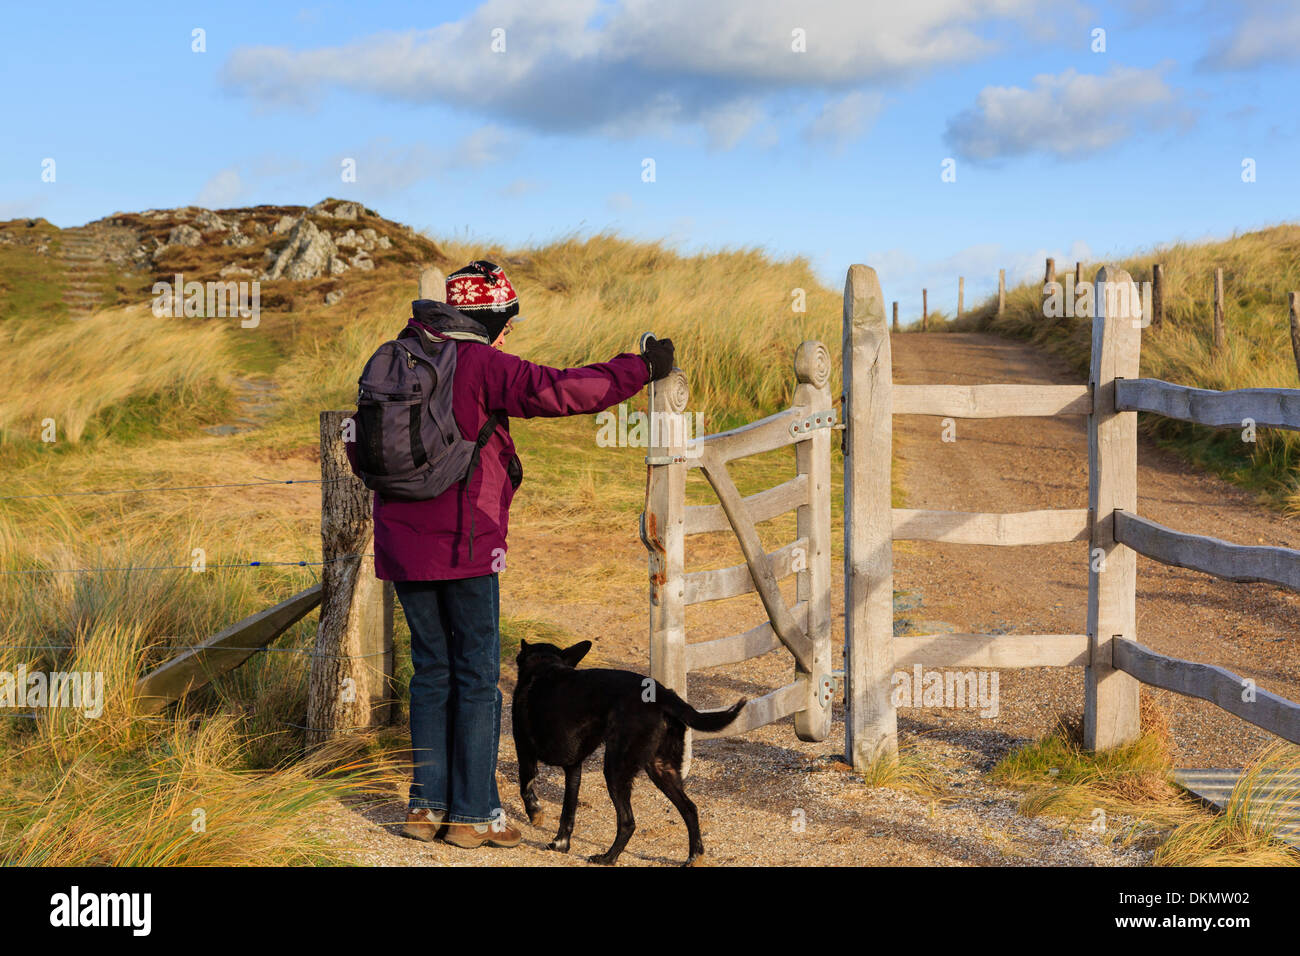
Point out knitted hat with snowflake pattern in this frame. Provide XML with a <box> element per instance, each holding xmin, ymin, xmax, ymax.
<box><xmin>444</xmin><ymin>260</ymin><xmax>524</xmax><ymax>342</ymax></box>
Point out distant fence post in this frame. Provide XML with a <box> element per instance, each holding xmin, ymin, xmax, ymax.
<box><xmin>307</xmin><ymin>411</ymin><xmax>395</xmax><ymax>746</ymax></box>
<box><xmin>892</xmin><ymin>301</ymin><xmax>899</xmax><ymax>333</ymax></box>
<box><xmin>1043</xmin><ymin>258</ymin><xmax>1056</xmax><ymax>317</ymax></box>
<box><xmin>922</xmin><ymin>288</ymin><xmax>928</xmax><ymax>331</ymax></box>
<box><xmin>1213</xmin><ymin>267</ymin><xmax>1226</xmax><ymax>353</ymax></box>
<box><xmin>843</xmin><ymin>264</ymin><xmax>897</xmax><ymax>768</ymax></box>
<box><xmin>957</xmin><ymin>276</ymin><xmax>964</xmax><ymax>319</ymax></box>
<box><xmin>1084</xmin><ymin>266</ymin><xmax>1142</xmax><ymax>751</ymax></box>
<box><xmin>1289</xmin><ymin>292</ymin><xmax>1300</xmax><ymax>383</ymax></box>
<box><xmin>644</xmin><ymin>367</ymin><xmax>690</xmax><ymax>766</ymax></box>
<box><xmin>998</xmin><ymin>269</ymin><xmax>1006</xmax><ymax>316</ymax></box>
<box><xmin>1151</xmin><ymin>264</ymin><xmax>1164</xmax><ymax>330</ymax></box>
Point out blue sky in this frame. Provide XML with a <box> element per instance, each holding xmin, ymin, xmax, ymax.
<box><xmin>2</xmin><ymin>0</ymin><xmax>1297</xmax><ymax>318</ymax></box>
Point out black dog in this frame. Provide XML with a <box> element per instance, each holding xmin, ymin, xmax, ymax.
<box><xmin>512</xmin><ymin>639</ymin><xmax>744</xmax><ymax>866</ymax></box>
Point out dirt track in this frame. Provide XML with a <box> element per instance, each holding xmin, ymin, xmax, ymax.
<box><xmin>322</xmin><ymin>331</ymin><xmax>1300</xmax><ymax>866</ymax></box>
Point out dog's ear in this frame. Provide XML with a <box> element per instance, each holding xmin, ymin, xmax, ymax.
<box><xmin>519</xmin><ymin>638</ymin><xmax>529</xmax><ymax>650</ymax></box>
<box><xmin>561</xmin><ymin>640</ymin><xmax>592</xmax><ymax>667</ymax></box>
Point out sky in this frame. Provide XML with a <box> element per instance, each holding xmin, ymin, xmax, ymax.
<box><xmin>1</xmin><ymin>0</ymin><xmax>1297</xmax><ymax>319</ymax></box>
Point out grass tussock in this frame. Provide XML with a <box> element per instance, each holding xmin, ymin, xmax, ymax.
<box><xmin>1154</xmin><ymin>743</ymin><xmax>1300</xmax><ymax>867</ymax></box>
<box><xmin>946</xmin><ymin>224</ymin><xmax>1300</xmax><ymax>507</ymax></box>
<box><xmin>993</xmin><ymin>696</ymin><xmax>1299</xmax><ymax>863</ymax></box>
<box><xmin>855</xmin><ymin>738</ymin><xmax>949</xmax><ymax>797</ymax></box>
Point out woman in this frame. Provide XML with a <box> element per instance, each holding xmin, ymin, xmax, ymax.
<box><xmin>347</xmin><ymin>260</ymin><xmax>674</xmax><ymax>849</ymax></box>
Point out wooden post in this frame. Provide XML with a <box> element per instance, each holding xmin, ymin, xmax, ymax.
<box><xmin>418</xmin><ymin>266</ymin><xmax>444</xmax><ymax>300</ymax></box>
<box><xmin>1151</xmin><ymin>264</ymin><xmax>1164</xmax><ymax>329</ymax></box>
<box><xmin>1075</xmin><ymin>261</ymin><xmax>1082</xmax><ymax>287</ymax></box>
<box><xmin>793</xmin><ymin>342</ymin><xmax>833</xmax><ymax>742</ymax></box>
<box><xmin>922</xmin><ymin>288</ymin><xmax>928</xmax><ymax>331</ymax></box>
<box><xmin>957</xmin><ymin>277</ymin><xmax>964</xmax><ymax>319</ymax></box>
<box><xmin>1084</xmin><ymin>266</ymin><xmax>1142</xmax><ymax>751</ymax></box>
<box><xmin>307</xmin><ymin>411</ymin><xmax>395</xmax><ymax>746</ymax></box>
<box><xmin>998</xmin><ymin>269</ymin><xmax>1006</xmax><ymax>316</ymax></box>
<box><xmin>1043</xmin><ymin>258</ymin><xmax>1056</xmax><ymax>316</ymax></box>
<box><xmin>1288</xmin><ymin>293</ymin><xmax>1300</xmax><ymax>384</ymax></box>
<box><xmin>643</xmin><ymin>367</ymin><xmax>690</xmax><ymax>768</ymax></box>
<box><xmin>843</xmin><ymin>265</ymin><xmax>896</xmax><ymax>768</ymax></box>
<box><xmin>892</xmin><ymin>301</ymin><xmax>899</xmax><ymax>333</ymax></box>
<box><xmin>1213</xmin><ymin>267</ymin><xmax>1226</xmax><ymax>353</ymax></box>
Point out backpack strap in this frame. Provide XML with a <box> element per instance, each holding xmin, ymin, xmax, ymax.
<box><xmin>462</xmin><ymin>410</ymin><xmax>505</xmax><ymax>563</ymax></box>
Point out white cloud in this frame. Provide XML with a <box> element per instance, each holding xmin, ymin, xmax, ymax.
<box><xmin>500</xmin><ymin>178</ymin><xmax>543</xmax><ymax>197</ymax></box>
<box><xmin>944</xmin><ymin>66</ymin><xmax>1178</xmax><ymax>162</ymax></box>
<box><xmin>1202</xmin><ymin>3</ymin><xmax>1300</xmax><ymax>70</ymax></box>
<box><xmin>806</xmin><ymin>91</ymin><xmax>885</xmax><ymax>147</ymax></box>
<box><xmin>341</xmin><ymin>126</ymin><xmax>511</xmax><ymax>195</ymax></box>
<box><xmin>221</xmin><ymin>0</ymin><xmax>1074</xmax><ymax>145</ymax></box>
<box><xmin>196</xmin><ymin>167</ymin><xmax>244</xmax><ymax>208</ymax></box>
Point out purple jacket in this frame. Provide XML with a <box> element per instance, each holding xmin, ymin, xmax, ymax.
<box><xmin>345</xmin><ymin>307</ymin><xmax>650</xmax><ymax>581</ymax></box>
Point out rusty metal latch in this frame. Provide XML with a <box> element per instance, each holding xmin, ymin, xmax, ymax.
<box><xmin>645</xmin><ymin>453</ymin><xmax>690</xmax><ymax>465</ymax></box>
<box><xmin>789</xmin><ymin>407</ymin><xmax>838</xmax><ymax>438</ymax></box>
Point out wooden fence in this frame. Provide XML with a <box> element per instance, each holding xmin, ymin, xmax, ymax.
<box><xmin>843</xmin><ymin>262</ymin><xmax>1300</xmax><ymax>768</ymax></box>
<box><xmin>641</xmin><ymin>342</ymin><xmax>836</xmax><ymax>768</ymax></box>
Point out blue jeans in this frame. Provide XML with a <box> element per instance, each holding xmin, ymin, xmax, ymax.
<box><xmin>394</xmin><ymin>574</ymin><xmax>502</xmax><ymax>824</ymax></box>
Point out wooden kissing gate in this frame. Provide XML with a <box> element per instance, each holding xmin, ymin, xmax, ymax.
<box><xmin>644</xmin><ymin>263</ymin><xmax>1300</xmax><ymax>773</ymax></box>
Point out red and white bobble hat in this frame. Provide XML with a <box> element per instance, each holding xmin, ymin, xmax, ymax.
<box><xmin>445</xmin><ymin>260</ymin><xmax>525</xmax><ymax>340</ymax></box>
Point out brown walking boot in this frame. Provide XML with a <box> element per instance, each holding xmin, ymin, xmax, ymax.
<box><xmin>443</xmin><ymin>818</ymin><xmax>523</xmax><ymax>849</ymax></box>
<box><xmin>402</xmin><ymin>807</ymin><xmax>447</xmax><ymax>842</ymax></box>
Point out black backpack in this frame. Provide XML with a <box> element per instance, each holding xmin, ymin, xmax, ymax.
<box><xmin>352</xmin><ymin>326</ymin><xmax>501</xmax><ymax>501</ymax></box>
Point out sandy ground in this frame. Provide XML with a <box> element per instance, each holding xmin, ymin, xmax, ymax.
<box><xmin>316</xmin><ymin>331</ymin><xmax>1300</xmax><ymax>866</ymax></box>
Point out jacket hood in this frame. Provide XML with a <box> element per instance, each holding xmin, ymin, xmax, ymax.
<box><xmin>410</xmin><ymin>299</ymin><xmax>491</xmax><ymax>339</ymax></box>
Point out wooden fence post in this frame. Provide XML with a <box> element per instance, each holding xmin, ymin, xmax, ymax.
<box><xmin>1043</xmin><ymin>258</ymin><xmax>1056</xmax><ymax>317</ymax></box>
<box><xmin>1151</xmin><ymin>264</ymin><xmax>1164</xmax><ymax>330</ymax></box>
<box><xmin>1084</xmin><ymin>266</ymin><xmax>1142</xmax><ymax>751</ymax></box>
<box><xmin>793</xmin><ymin>342</ymin><xmax>833</xmax><ymax>742</ymax></box>
<box><xmin>998</xmin><ymin>269</ymin><xmax>1006</xmax><ymax>316</ymax></box>
<box><xmin>418</xmin><ymin>266</ymin><xmax>443</xmax><ymax>299</ymax></box>
<box><xmin>1213</xmin><ymin>267</ymin><xmax>1226</xmax><ymax>353</ymax></box>
<box><xmin>307</xmin><ymin>411</ymin><xmax>395</xmax><ymax>746</ymax></box>
<box><xmin>922</xmin><ymin>288</ymin><xmax>928</xmax><ymax>331</ymax></box>
<box><xmin>892</xmin><ymin>301</ymin><xmax>899</xmax><ymax>333</ymax></box>
<box><xmin>644</xmin><ymin>367</ymin><xmax>690</xmax><ymax>767</ymax></box>
<box><xmin>843</xmin><ymin>265</ymin><xmax>897</xmax><ymax>768</ymax></box>
<box><xmin>957</xmin><ymin>276</ymin><xmax>964</xmax><ymax>319</ymax></box>
<box><xmin>1289</xmin><ymin>292</ymin><xmax>1300</xmax><ymax>384</ymax></box>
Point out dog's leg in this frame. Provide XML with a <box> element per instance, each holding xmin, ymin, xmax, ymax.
<box><xmin>516</xmin><ymin>741</ymin><xmax>545</xmax><ymax>828</ymax></box>
<box><xmin>547</xmin><ymin>764</ymin><xmax>581</xmax><ymax>853</ymax></box>
<box><xmin>646</xmin><ymin>756</ymin><xmax>704</xmax><ymax>865</ymax></box>
<box><xmin>589</xmin><ymin>755</ymin><xmax>636</xmax><ymax>866</ymax></box>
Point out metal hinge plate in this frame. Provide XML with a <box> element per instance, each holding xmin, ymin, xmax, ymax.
<box><xmin>789</xmin><ymin>408</ymin><xmax>838</xmax><ymax>437</ymax></box>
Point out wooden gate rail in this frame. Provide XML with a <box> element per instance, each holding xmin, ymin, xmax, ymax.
<box><xmin>893</xmin><ymin>508</ymin><xmax>1090</xmax><ymax>545</ymax></box>
<box><xmin>893</xmin><ymin>384</ymin><xmax>1092</xmax><ymax>418</ymax></box>
<box><xmin>643</xmin><ymin>341</ymin><xmax>834</xmax><ymax>768</ymax></box>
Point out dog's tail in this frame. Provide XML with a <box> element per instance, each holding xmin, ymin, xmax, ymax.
<box><xmin>660</xmin><ymin>690</ymin><xmax>746</xmax><ymax>732</ymax></box>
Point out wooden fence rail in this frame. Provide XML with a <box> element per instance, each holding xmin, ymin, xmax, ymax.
<box><xmin>1115</xmin><ymin>378</ymin><xmax>1300</xmax><ymax>431</ymax></box>
<box><xmin>1115</xmin><ymin>511</ymin><xmax>1300</xmax><ymax>591</ymax></box>
<box><xmin>1114</xmin><ymin>638</ymin><xmax>1300</xmax><ymax>744</ymax></box>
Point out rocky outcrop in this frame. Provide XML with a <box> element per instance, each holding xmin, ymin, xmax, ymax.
<box><xmin>166</xmin><ymin>224</ymin><xmax>202</xmax><ymax>247</ymax></box>
<box><xmin>262</xmin><ymin>218</ymin><xmax>338</xmax><ymax>281</ymax></box>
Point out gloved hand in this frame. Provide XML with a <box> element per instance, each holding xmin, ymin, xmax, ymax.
<box><xmin>641</xmin><ymin>337</ymin><xmax>675</xmax><ymax>382</ymax></box>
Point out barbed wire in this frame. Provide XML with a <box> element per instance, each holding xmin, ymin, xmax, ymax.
<box><xmin>0</xmin><ymin>474</ymin><xmax>343</xmax><ymax>502</ymax></box>
<box><xmin>0</xmin><ymin>553</ymin><xmax>372</xmax><ymax>576</ymax></box>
